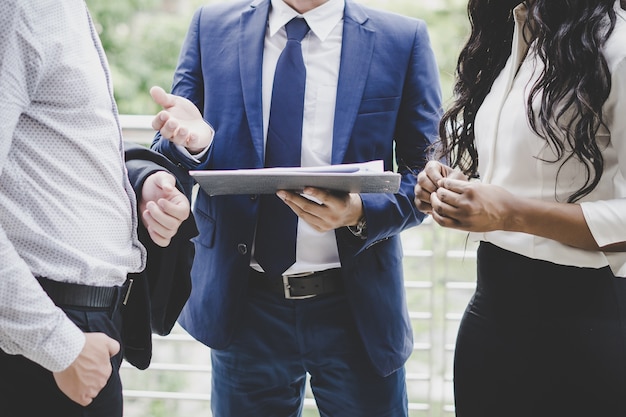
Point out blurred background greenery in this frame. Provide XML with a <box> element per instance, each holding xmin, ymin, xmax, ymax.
<box><xmin>84</xmin><ymin>0</ymin><xmax>477</xmax><ymax>416</ymax></box>
<box><xmin>86</xmin><ymin>0</ymin><xmax>469</xmax><ymax>115</ymax></box>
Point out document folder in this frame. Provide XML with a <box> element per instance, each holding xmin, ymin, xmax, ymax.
<box><xmin>190</xmin><ymin>161</ymin><xmax>401</xmax><ymax>196</ymax></box>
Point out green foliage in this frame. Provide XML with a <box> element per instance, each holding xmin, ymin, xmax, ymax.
<box><xmin>86</xmin><ymin>0</ymin><xmax>469</xmax><ymax>115</ymax></box>
<box><xmin>85</xmin><ymin>0</ymin><xmax>210</xmax><ymax>114</ymax></box>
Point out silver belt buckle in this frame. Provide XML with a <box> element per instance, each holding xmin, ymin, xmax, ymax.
<box><xmin>122</xmin><ymin>278</ymin><xmax>134</xmax><ymax>306</ymax></box>
<box><xmin>282</xmin><ymin>272</ymin><xmax>316</xmax><ymax>300</ymax></box>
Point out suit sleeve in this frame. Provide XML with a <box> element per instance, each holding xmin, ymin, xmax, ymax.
<box><xmin>355</xmin><ymin>19</ymin><xmax>442</xmax><ymax>250</ymax></box>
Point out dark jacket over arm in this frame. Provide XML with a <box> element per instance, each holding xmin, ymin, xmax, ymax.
<box><xmin>122</xmin><ymin>141</ymin><xmax>198</xmax><ymax>370</ymax></box>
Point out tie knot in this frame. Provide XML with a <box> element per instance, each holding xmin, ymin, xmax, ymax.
<box><xmin>285</xmin><ymin>17</ymin><xmax>309</xmax><ymax>42</ymax></box>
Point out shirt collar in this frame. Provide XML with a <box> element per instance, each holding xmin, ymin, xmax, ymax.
<box><xmin>269</xmin><ymin>0</ymin><xmax>345</xmax><ymax>42</ymax></box>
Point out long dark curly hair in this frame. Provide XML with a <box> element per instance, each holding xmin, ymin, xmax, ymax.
<box><xmin>440</xmin><ymin>0</ymin><xmax>622</xmax><ymax>202</ymax></box>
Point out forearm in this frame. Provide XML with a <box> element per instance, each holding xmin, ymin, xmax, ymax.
<box><xmin>507</xmin><ymin>197</ymin><xmax>626</xmax><ymax>251</ymax></box>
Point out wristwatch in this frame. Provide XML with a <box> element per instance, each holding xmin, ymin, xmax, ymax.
<box><xmin>347</xmin><ymin>216</ymin><xmax>368</xmax><ymax>239</ymax></box>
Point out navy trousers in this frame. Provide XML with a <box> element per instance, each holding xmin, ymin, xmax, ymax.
<box><xmin>210</xmin><ymin>282</ymin><xmax>408</xmax><ymax>417</ymax></box>
<box><xmin>454</xmin><ymin>242</ymin><xmax>626</xmax><ymax>417</ymax></box>
<box><xmin>0</xmin><ymin>304</ymin><xmax>124</xmax><ymax>417</ymax></box>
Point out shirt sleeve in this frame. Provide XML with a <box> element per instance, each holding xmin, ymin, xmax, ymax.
<box><xmin>0</xmin><ymin>230</ymin><xmax>86</xmax><ymax>372</ymax></box>
<box><xmin>580</xmin><ymin>57</ymin><xmax>626</xmax><ymax>248</ymax></box>
<box><xmin>0</xmin><ymin>3</ymin><xmax>85</xmax><ymax>372</ymax></box>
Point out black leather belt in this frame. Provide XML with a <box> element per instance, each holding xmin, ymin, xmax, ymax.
<box><xmin>36</xmin><ymin>276</ymin><xmax>132</xmax><ymax>309</ymax></box>
<box><xmin>249</xmin><ymin>268</ymin><xmax>343</xmax><ymax>299</ymax></box>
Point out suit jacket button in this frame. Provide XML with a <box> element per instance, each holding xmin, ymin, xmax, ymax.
<box><xmin>237</xmin><ymin>243</ymin><xmax>248</xmax><ymax>255</ymax></box>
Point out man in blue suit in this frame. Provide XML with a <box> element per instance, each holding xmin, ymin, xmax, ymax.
<box><xmin>151</xmin><ymin>0</ymin><xmax>441</xmax><ymax>415</ymax></box>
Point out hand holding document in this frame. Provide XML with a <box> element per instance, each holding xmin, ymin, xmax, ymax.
<box><xmin>190</xmin><ymin>160</ymin><xmax>401</xmax><ymax>195</ymax></box>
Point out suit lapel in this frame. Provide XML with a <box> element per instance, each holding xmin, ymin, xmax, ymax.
<box><xmin>239</xmin><ymin>0</ymin><xmax>270</xmax><ymax>166</ymax></box>
<box><xmin>332</xmin><ymin>1</ymin><xmax>374</xmax><ymax>164</ymax></box>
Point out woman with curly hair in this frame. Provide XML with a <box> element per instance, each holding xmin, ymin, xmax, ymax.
<box><xmin>415</xmin><ymin>0</ymin><xmax>626</xmax><ymax>415</ymax></box>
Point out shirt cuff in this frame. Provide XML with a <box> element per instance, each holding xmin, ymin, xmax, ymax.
<box><xmin>580</xmin><ymin>199</ymin><xmax>626</xmax><ymax>247</ymax></box>
<box><xmin>27</xmin><ymin>314</ymin><xmax>85</xmax><ymax>372</ymax></box>
<box><xmin>174</xmin><ymin>143</ymin><xmax>209</xmax><ymax>163</ymax></box>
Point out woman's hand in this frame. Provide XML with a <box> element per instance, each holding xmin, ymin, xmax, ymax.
<box><xmin>430</xmin><ymin>178</ymin><xmax>515</xmax><ymax>232</ymax></box>
<box><xmin>414</xmin><ymin>160</ymin><xmax>468</xmax><ymax>215</ymax></box>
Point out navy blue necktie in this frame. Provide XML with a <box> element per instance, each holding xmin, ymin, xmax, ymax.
<box><xmin>255</xmin><ymin>18</ymin><xmax>310</xmax><ymax>277</ymax></box>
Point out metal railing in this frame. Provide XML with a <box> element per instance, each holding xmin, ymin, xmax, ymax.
<box><xmin>120</xmin><ymin>115</ymin><xmax>478</xmax><ymax>417</ymax></box>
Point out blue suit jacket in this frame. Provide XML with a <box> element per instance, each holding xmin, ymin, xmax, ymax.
<box><xmin>153</xmin><ymin>0</ymin><xmax>441</xmax><ymax>377</ymax></box>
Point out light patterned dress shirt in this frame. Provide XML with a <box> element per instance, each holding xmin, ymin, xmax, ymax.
<box><xmin>0</xmin><ymin>0</ymin><xmax>146</xmax><ymax>371</ymax></box>
<box><xmin>471</xmin><ymin>1</ymin><xmax>626</xmax><ymax>276</ymax></box>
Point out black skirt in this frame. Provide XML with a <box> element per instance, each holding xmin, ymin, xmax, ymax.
<box><xmin>453</xmin><ymin>241</ymin><xmax>626</xmax><ymax>417</ymax></box>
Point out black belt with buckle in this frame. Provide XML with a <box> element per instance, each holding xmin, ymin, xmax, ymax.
<box><xmin>36</xmin><ymin>276</ymin><xmax>132</xmax><ymax>309</ymax></box>
<box><xmin>249</xmin><ymin>268</ymin><xmax>343</xmax><ymax>299</ymax></box>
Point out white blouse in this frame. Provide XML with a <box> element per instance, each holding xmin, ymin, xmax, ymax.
<box><xmin>471</xmin><ymin>1</ymin><xmax>626</xmax><ymax>277</ymax></box>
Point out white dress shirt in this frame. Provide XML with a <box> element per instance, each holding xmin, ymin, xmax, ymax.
<box><xmin>0</xmin><ymin>0</ymin><xmax>145</xmax><ymax>371</ymax></box>
<box><xmin>250</xmin><ymin>0</ymin><xmax>346</xmax><ymax>275</ymax></box>
<box><xmin>471</xmin><ymin>1</ymin><xmax>626</xmax><ymax>277</ymax></box>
